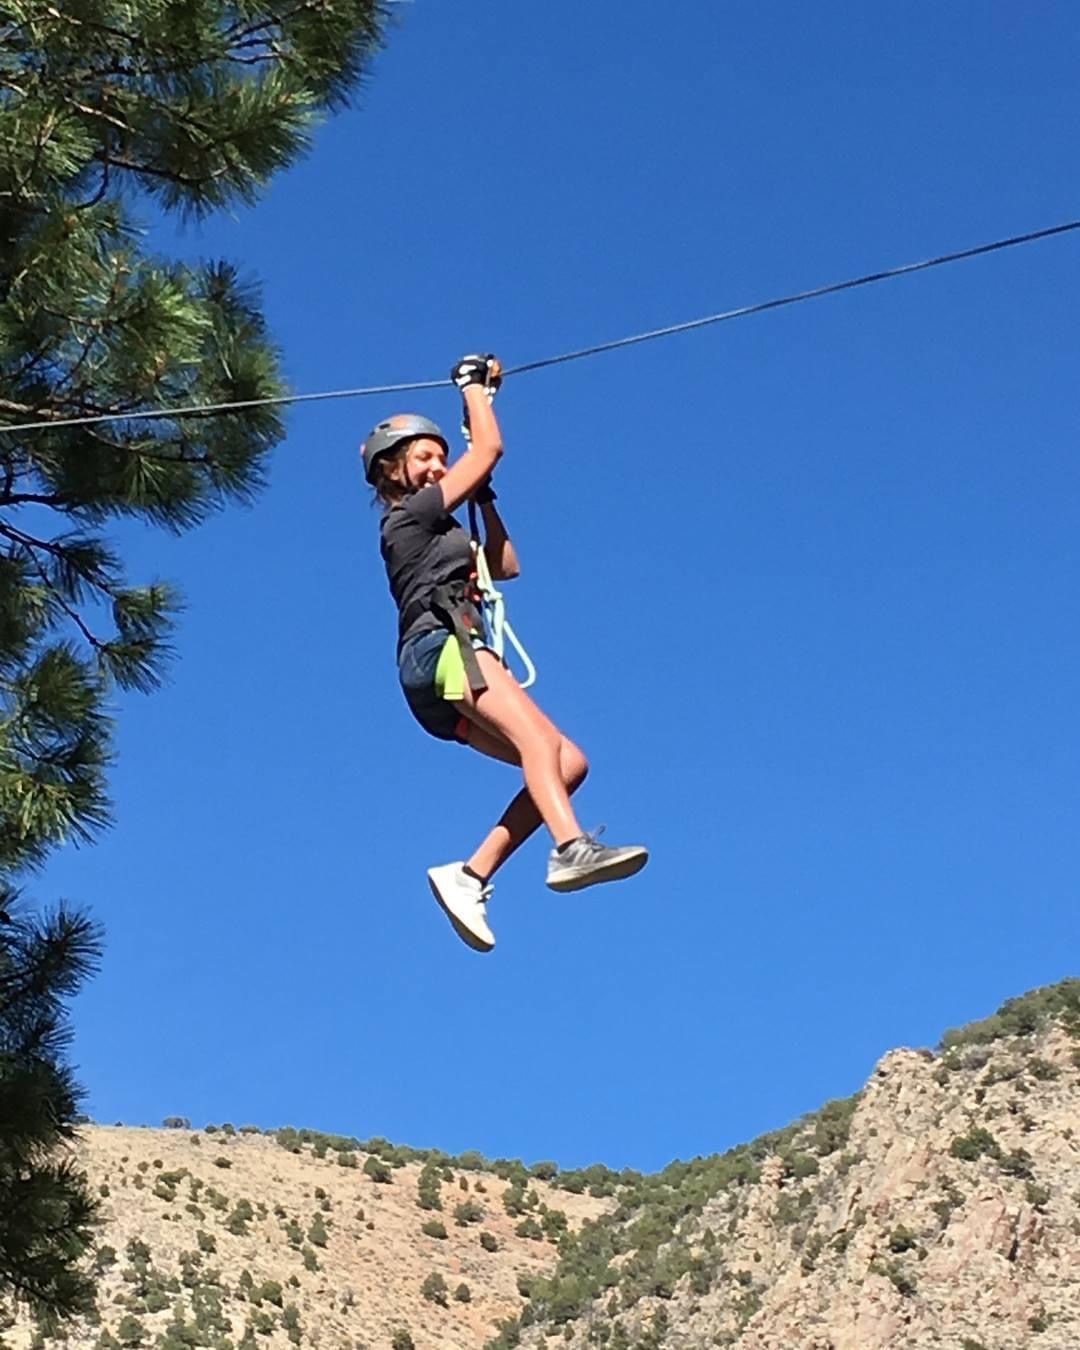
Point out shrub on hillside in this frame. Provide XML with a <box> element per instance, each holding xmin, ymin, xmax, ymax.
<box><xmin>800</xmin><ymin>1232</ymin><xmax>826</xmax><ymax>1274</ymax></box>
<box><xmin>417</xmin><ymin>1162</ymin><xmax>443</xmax><ymax>1211</ymax></box>
<box><xmin>492</xmin><ymin>1158</ymin><xmax>529</xmax><ymax>1183</ymax></box>
<box><xmin>116</xmin><ymin>1316</ymin><xmax>147</xmax><ymax>1348</ymax></box>
<box><xmin>454</xmin><ymin>1199</ymin><xmax>484</xmax><ymax>1226</ymax></box>
<box><xmin>503</xmin><ymin>1181</ymin><xmax>527</xmax><ymax>1215</ymax></box>
<box><xmin>283</xmin><ymin>1305</ymin><xmax>301</xmax><ymax>1345</ymax></box>
<box><xmin>421</xmin><ymin>1272</ymin><xmax>448</xmax><ymax>1307</ymax></box>
<box><xmin>1026</xmin><ymin>1182</ymin><xmax>1051</xmax><ymax>1210</ymax></box>
<box><xmin>888</xmin><ymin>1225</ymin><xmax>918</xmax><ymax>1253</ymax></box>
<box><xmin>781</xmin><ymin>1151</ymin><xmax>820</xmax><ymax>1180</ymax></box>
<box><xmin>940</xmin><ymin>980</ymin><xmax>1080</xmax><ymax>1050</ymax></box>
<box><xmin>872</xmin><ymin>1258</ymin><xmax>917</xmax><ymax>1296</ymax></box>
<box><xmin>94</xmin><ymin>1245</ymin><xmax>118</xmax><ymax>1273</ymax></box>
<box><xmin>999</xmin><ymin>1148</ymin><xmax>1035</xmax><ymax>1179</ymax></box>
<box><xmin>363</xmin><ymin>1156</ymin><xmax>392</xmax><ymax>1184</ymax></box>
<box><xmin>950</xmin><ymin>1128</ymin><xmax>1002</xmax><ymax>1162</ymax></box>
<box><xmin>226</xmin><ymin>1201</ymin><xmax>255</xmax><ymax>1235</ymax></box>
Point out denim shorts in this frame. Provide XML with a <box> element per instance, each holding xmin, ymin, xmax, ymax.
<box><xmin>398</xmin><ymin>628</ymin><xmax>471</xmax><ymax>743</ymax></box>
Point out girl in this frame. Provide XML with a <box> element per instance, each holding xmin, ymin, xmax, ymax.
<box><xmin>362</xmin><ymin>353</ymin><xmax>648</xmax><ymax>953</ymax></box>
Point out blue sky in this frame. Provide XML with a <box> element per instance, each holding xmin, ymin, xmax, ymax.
<box><xmin>42</xmin><ymin>3</ymin><xmax>1080</xmax><ymax>1172</ymax></box>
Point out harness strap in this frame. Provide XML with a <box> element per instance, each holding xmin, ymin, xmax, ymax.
<box><xmin>401</xmin><ymin>582</ymin><xmax>488</xmax><ymax>696</ymax></box>
<box><xmin>467</xmin><ymin>513</ymin><xmax>537</xmax><ymax>689</ymax></box>
<box><xmin>464</xmin><ymin>441</ymin><xmax>537</xmax><ymax>689</ymax></box>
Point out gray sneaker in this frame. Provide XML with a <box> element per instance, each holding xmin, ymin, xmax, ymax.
<box><xmin>546</xmin><ymin>829</ymin><xmax>649</xmax><ymax>893</ymax></box>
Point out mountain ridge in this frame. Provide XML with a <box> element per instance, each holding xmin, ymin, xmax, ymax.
<box><xmin>8</xmin><ymin>979</ymin><xmax>1079</xmax><ymax>1350</ymax></box>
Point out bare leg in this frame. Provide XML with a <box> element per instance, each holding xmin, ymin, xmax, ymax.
<box><xmin>454</xmin><ymin>650</ymin><xmax>587</xmax><ymax>850</ymax></box>
<box><xmin>462</xmin><ymin>720</ymin><xmax>588</xmax><ymax>880</ymax></box>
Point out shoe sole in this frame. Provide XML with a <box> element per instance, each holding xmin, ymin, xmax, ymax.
<box><xmin>546</xmin><ymin>849</ymin><xmax>649</xmax><ymax>894</ymax></box>
<box><xmin>427</xmin><ymin>874</ymin><xmax>495</xmax><ymax>953</ymax></box>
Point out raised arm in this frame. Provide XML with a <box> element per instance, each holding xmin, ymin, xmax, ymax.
<box><xmin>437</xmin><ymin>356</ymin><xmax>503</xmax><ymax>513</ymax></box>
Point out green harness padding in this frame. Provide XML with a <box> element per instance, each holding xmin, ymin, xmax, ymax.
<box><xmin>434</xmin><ymin>633</ymin><xmax>468</xmax><ymax>701</ymax></box>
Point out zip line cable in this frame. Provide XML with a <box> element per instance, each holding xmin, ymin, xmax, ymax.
<box><xmin>2</xmin><ymin>217</ymin><xmax>1078</xmax><ymax>437</ymax></box>
<box><xmin>504</xmin><ymin>217</ymin><xmax>1080</xmax><ymax>377</ymax></box>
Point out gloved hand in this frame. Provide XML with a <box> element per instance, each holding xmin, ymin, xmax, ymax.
<box><xmin>451</xmin><ymin>353</ymin><xmax>503</xmax><ymax>393</ymax></box>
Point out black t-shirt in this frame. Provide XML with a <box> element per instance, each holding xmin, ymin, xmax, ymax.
<box><xmin>380</xmin><ymin>484</ymin><xmax>476</xmax><ymax>650</ymax></box>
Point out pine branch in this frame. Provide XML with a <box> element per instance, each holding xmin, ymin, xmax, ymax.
<box><xmin>10</xmin><ymin>541</ymin><xmax>104</xmax><ymax>654</ymax></box>
<box><xmin>92</xmin><ymin>148</ymin><xmax>233</xmax><ymax>190</ymax></box>
<box><xmin>0</xmin><ymin>494</ymin><xmax>66</xmax><ymax>508</ymax></box>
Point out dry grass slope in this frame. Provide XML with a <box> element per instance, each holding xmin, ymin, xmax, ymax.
<box><xmin>7</xmin><ymin>1129</ymin><xmax>608</xmax><ymax>1350</ymax></box>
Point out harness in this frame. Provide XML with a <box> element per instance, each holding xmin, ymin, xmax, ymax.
<box><xmin>402</xmin><ymin>578</ymin><xmax>488</xmax><ymax>695</ymax></box>
<box><xmin>464</xmin><ymin>498</ymin><xmax>536</xmax><ymax>689</ymax></box>
<box><xmin>462</xmin><ymin>380</ymin><xmax>536</xmax><ymax>691</ymax></box>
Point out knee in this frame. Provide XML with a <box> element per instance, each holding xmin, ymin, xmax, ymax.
<box><xmin>561</xmin><ymin>739</ymin><xmax>589</xmax><ymax>791</ymax></box>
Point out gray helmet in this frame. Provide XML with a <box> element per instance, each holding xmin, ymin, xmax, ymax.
<box><xmin>361</xmin><ymin>413</ymin><xmax>448</xmax><ymax>484</ymax></box>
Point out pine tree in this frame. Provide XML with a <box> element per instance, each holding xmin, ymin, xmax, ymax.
<box><xmin>0</xmin><ymin>897</ymin><xmax>103</xmax><ymax>1329</ymax></box>
<box><xmin>0</xmin><ymin>0</ymin><xmax>390</xmax><ymax>1331</ymax></box>
<box><xmin>0</xmin><ymin>0</ymin><xmax>389</xmax><ymax>867</ymax></box>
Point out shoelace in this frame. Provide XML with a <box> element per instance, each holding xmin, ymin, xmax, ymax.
<box><xmin>458</xmin><ymin>866</ymin><xmax>495</xmax><ymax>903</ymax></box>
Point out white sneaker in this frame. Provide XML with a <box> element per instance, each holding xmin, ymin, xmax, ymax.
<box><xmin>427</xmin><ymin>863</ymin><xmax>495</xmax><ymax>953</ymax></box>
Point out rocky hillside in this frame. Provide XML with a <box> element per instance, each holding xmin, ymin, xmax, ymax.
<box><xmin>8</xmin><ymin>981</ymin><xmax>1080</xmax><ymax>1350</ymax></box>
<box><xmin>505</xmin><ymin>980</ymin><xmax>1080</xmax><ymax>1350</ymax></box>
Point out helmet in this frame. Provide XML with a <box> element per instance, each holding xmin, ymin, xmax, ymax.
<box><xmin>361</xmin><ymin>413</ymin><xmax>448</xmax><ymax>484</ymax></box>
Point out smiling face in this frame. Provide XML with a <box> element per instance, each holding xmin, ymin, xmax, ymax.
<box><xmin>396</xmin><ymin>435</ymin><xmax>447</xmax><ymax>489</ymax></box>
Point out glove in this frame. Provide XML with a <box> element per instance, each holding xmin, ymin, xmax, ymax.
<box><xmin>473</xmin><ymin>477</ymin><xmax>497</xmax><ymax>505</ymax></box>
<box><xmin>451</xmin><ymin>353</ymin><xmax>503</xmax><ymax>393</ymax></box>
